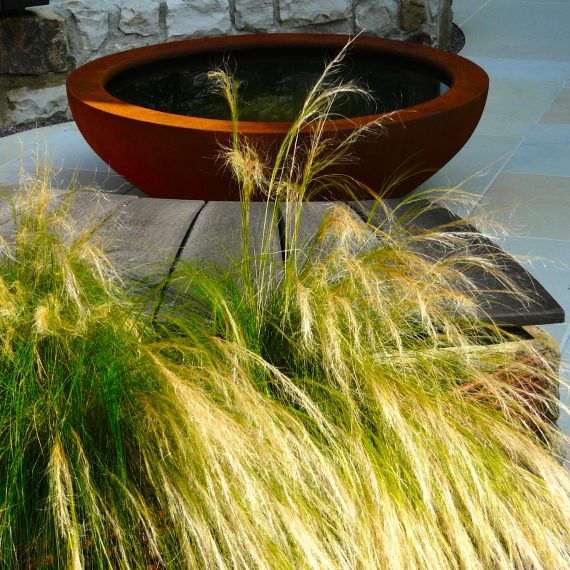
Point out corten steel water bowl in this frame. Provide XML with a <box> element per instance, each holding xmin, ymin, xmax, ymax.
<box><xmin>66</xmin><ymin>34</ymin><xmax>489</xmax><ymax>201</ymax></box>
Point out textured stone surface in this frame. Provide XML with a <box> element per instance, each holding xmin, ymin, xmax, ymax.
<box><xmin>401</xmin><ymin>0</ymin><xmax>426</xmax><ymax>32</ymax></box>
<box><xmin>279</xmin><ymin>17</ymin><xmax>353</xmax><ymax>34</ymax></box>
<box><xmin>235</xmin><ymin>0</ymin><xmax>274</xmax><ymax>32</ymax></box>
<box><xmin>166</xmin><ymin>0</ymin><xmax>232</xmax><ymax>39</ymax></box>
<box><xmin>355</xmin><ymin>0</ymin><xmax>399</xmax><ymax>36</ymax></box>
<box><xmin>69</xmin><ymin>3</ymin><xmax>109</xmax><ymax>50</ymax></box>
<box><xmin>118</xmin><ymin>0</ymin><xmax>161</xmax><ymax>36</ymax></box>
<box><xmin>6</xmin><ymin>83</ymin><xmax>70</xmax><ymax>126</ymax></box>
<box><xmin>52</xmin><ymin>0</ymin><xmax>111</xmax><ymax>63</ymax></box>
<box><xmin>0</xmin><ymin>8</ymin><xmax>72</xmax><ymax>74</ymax></box>
<box><xmin>279</xmin><ymin>0</ymin><xmax>351</xmax><ymax>27</ymax></box>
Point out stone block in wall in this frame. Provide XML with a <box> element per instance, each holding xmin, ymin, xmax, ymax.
<box><xmin>234</xmin><ymin>0</ymin><xmax>274</xmax><ymax>32</ymax></box>
<box><xmin>279</xmin><ymin>0</ymin><xmax>351</xmax><ymax>27</ymax></box>
<box><xmin>284</xmin><ymin>19</ymin><xmax>353</xmax><ymax>34</ymax></box>
<box><xmin>166</xmin><ymin>0</ymin><xmax>232</xmax><ymax>39</ymax></box>
<box><xmin>52</xmin><ymin>0</ymin><xmax>111</xmax><ymax>64</ymax></box>
<box><xmin>0</xmin><ymin>7</ymin><xmax>73</xmax><ymax>74</ymax></box>
<box><xmin>5</xmin><ymin>80</ymin><xmax>71</xmax><ymax>126</ymax></box>
<box><xmin>401</xmin><ymin>0</ymin><xmax>426</xmax><ymax>32</ymax></box>
<box><xmin>118</xmin><ymin>0</ymin><xmax>161</xmax><ymax>37</ymax></box>
<box><xmin>355</xmin><ymin>0</ymin><xmax>399</xmax><ymax>37</ymax></box>
<box><xmin>100</xmin><ymin>35</ymin><xmax>162</xmax><ymax>60</ymax></box>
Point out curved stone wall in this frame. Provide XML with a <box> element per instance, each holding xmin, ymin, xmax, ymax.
<box><xmin>0</xmin><ymin>0</ymin><xmax>453</xmax><ymax>127</ymax></box>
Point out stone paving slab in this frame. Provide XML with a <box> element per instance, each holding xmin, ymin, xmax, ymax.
<box><xmin>461</xmin><ymin>0</ymin><xmax>570</xmax><ymax>61</ymax></box>
<box><xmin>503</xmin><ymin>125</ymin><xmax>570</xmax><ymax>177</ymax></box>
<box><xmin>469</xmin><ymin>57</ymin><xmax>570</xmax><ymax>82</ymax></box>
<box><xmin>482</xmin><ymin>173</ymin><xmax>570</xmax><ymax>241</ymax></box>
<box><xmin>541</xmin><ymin>88</ymin><xmax>570</xmax><ymax>125</ymax></box>
<box><xmin>474</xmin><ymin>79</ymin><xmax>563</xmax><ymax>138</ymax></box>
<box><xmin>452</xmin><ymin>0</ymin><xmax>488</xmax><ymax>25</ymax></box>
<box><xmin>414</xmin><ymin>133</ymin><xmax>521</xmax><ymax>215</ymax></box>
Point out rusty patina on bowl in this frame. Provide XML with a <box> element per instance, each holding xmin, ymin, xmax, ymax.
<box><xmin>66</xmin><ymin>34</ymin><xmax>489</xmax><ymax>201</ymax></box>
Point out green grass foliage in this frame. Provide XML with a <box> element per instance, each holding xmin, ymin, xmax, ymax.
<box><xmin>1</xmin><ymin>47</ymin><xmax>569</xmax><ymax>568</ymax></box>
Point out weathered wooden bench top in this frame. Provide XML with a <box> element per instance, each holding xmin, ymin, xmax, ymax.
<box><xmin>0</xmin><ymin>193</ymin><xmax>563</xmax><ymax>328</ymax></box>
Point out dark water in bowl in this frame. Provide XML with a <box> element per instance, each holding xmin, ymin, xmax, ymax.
<box><xmin>105</xmin><ymin>48</ymin><xmax>449</xmax><ymax>122</ymax></box>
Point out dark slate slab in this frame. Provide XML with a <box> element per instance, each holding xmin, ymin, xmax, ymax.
<box><xmin>0</xmin><ymin>191</ymin><xmax>138</xmax><ymax>248</ymax></box>
<box><xmin>0</xmin><ymin>191</ymin><xmax>203</xmax><ymax>316</ymax></box>
<box><xmin>174</xmin><ymin>200</ymin><xmax>283</xmax><ymax>291</ymax></box>
<box><xmin>57</xmin><ymin>191</ymin><xmax>139</xmax><ymax>231</ymax></box>
<box><xmin>346</xmin><ymin>198</ymin><xmax>399</xmax><ymax>231</ymax></box>
<box><xmin>352</xmin><ymin>199</ymin><xmax>565</xmax><ymax>327</ymax></box>
<box><xmin>280</xmin><ymin>201</ymin><xmax>335</xmax><ymax>259</ymax></box>
<box><xmin>97</xmin><ymin>197</ymin><xmax>205</xmax><ymax>280</ymax></box>
<box><xmin>5</xmin><ymin>193</ymin><xmax>555</xmax><ymax>329</ymax></box>
<box><xmin>280</xmin><ymin>201</ymin><xmax>378</xmax><ymax>263</ymax></box>
<box><xmin>0</xmin><ymin>187</ymin><xmax>67</xmax><ymax>239</ymax></box>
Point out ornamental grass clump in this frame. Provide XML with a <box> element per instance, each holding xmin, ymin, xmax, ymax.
<box><xmin>0</xmin><ymin>44</ymin><xmax>569</xmax><ymax>569</ymax></box>
<box><xmin>175</xmin><ymin>51</ymin><xmax>570</xmax><ymax>568</ymax></box>
<box><xmin>0</xmin><ymin>179</ymin><xmax>394</xmax><ymax>567</ymax></box>
<box><xmin>0</xmin><ymin>178</ymin><xmax>172</xmax><ymax>567</ymax></box>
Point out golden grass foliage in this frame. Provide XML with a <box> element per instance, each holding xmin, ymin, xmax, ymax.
<box><xmin>0</xmin><ymin>45</ymin><xmax>569</xmax><ymax>569</ymax></box>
